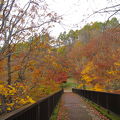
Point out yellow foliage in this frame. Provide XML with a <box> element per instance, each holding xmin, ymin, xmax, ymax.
<box><xmin>92</xmin><ymin>84</ymin><xmax>105</xmax><ymax>92</ymax></box>
<box><xmin>81</xmin><ymin>61</ymin><xmax>96</xmax><ymax>83</ymax></box>
<box><xmin>114</xmin><ymin>62</ymin><xmax>120</xmax><ymax>66</ymax></box>
<box><xmin>7</xmin><ymin>107</ymin><xmax>11</xmax><ymax>111</ymax></box>
<box><xmin>7</xmin><ymin>103</ymin><xmax>14</xmax><ymax>107</ymax></box>
<box><xmin>28</xmin><ymin>60</ymin><xmax>38</xmax><ymax>67</ymax></box>
<box><xmin>77</xmin><ymin>84</ymin><xmax>84</xmax><ymax>88</ymax></box>
<box><xmin>26</xmin><ymin>96</ymin><xmax>35</xmax><ymax>103</ymax></box>
<box><xmin>18</xmin><ymin>96</ymin><xmax>35</xmax><ymax>105</ymax></box>
<box><xmin>0</xmin><ymin>84</ymin><xmax>16</xmax><ymax>96</ymax></box>
<box><xmin>18</xmin><ymin>99</ymin><xmax>27</xmax><ymax>104</ymax></box>
<box><xmin>82</xmin><ymin>75</ymin><xmax>95</xmax><ymax>82</ymax></box>
<box><xmin>81</xmin><ymin>62</ymin><xmax>94</xmax><ymax>74</ymax></box>
<box><xmin>107</xmin><ymin>70</ymin><xmax>119</xmax><ymax>75</ymax></box>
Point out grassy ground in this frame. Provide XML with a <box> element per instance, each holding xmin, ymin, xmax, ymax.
<box><xmin>50</xmin><ymin>103</ymin><xmax>60</xmax><ymax>120</ymax></box>
<box><xmin>61</xmin><ymin>78</ymin><xmax>77</xmax><ymax>89</ymax></box>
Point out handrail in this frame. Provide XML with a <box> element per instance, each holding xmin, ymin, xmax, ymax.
<box><xmin>0</xmin><ymin>89</ymin><xmax>63</xmax><ymax>120</ymax></box>
<box><xmin>72</xmin><ymin>88</ymin><xmax>120</xmax><ymax>115</ymax></box>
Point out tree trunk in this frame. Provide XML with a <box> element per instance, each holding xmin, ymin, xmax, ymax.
<box><xmin>7</xmin><ymin>53</ymin><xmax>12</xmax><ymax>85</ymax></box>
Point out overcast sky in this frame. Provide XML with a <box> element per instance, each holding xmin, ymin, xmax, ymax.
<box><xmin>45</xmin><ymin>0</ymin><xmax>120</xmax><ymax>37</ymax></box>
<box><xmin>22</xmin><ymin>0</ymin><xmax>120</xmax><ymax>37</ymax></box>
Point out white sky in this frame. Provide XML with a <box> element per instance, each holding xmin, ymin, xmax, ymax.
<box><xmin>45</xmin><ymin>0</ymin><xmax>120</xmax><ymax>37</ymax></box>
<box><xmin>22</xmin><ymin>0</ymin><xmax>120</xmax><ymax>37</ymax></box>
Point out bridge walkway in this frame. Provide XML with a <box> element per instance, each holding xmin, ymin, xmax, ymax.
<box><xmin>57</xmin><ymin>92</ymin><xmax>108</xmax><ymax>120</ymax></box>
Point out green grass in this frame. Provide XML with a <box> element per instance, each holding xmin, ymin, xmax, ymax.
<box><xmin>61</xmin><ymin>82</ymin><xmax>77</xmax><ymax>88</ymax></box>
<box><xmin>50</xmin><ymin>103</ymin><xmax>60</xmax><ymax>120</ymax></box>
<box><xmin>84</xmin><ymin>98</ymin><xmax>120</xmax><ymax>120</ymax></box>
<box><xmin>61</xmin><ymin>78</ymin><xmax>78</xmax><ymax>89</ymax></box>
<box><xmin>67</xmin><ymin>77</ymin><xmax>76</xmax><ymax>82</ymax></box>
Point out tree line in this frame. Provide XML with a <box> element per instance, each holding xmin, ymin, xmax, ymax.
<box><xmin>57</xmin><ymin>17</ymin><xmax>120</xmax><ymax>92</ymax></box>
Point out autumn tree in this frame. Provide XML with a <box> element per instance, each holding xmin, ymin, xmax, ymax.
<box><xmin>0</xmin><ymin>0</ymin><xmax>61</xmax><ymax>114</ymax></box>
<box><xmin>60</xmin><ymin>18</ymin><xmax>120</xmax><ymax>92</ymax></box>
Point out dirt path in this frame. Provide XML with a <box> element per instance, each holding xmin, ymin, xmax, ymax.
<box><xmin>57</xmin><ymin>92</ymin><xmax>108</xmax><ymax>120</ymax></box>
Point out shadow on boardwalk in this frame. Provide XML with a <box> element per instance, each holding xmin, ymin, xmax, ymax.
<box><xmin>57</xmin><ymin>92</ymin><xmax>108</xmax><ymax>120</ymax></box>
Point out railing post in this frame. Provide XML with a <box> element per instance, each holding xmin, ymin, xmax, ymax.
<box><xmin>106</xmin><ymin>94</ymin><xmax>110</xmax><ymax>114</ymax></box>
<box><xmin>97</xmin><ymin>93</ymin><xmax>99</xmax><ymax>105</ymax></box>
<box><xmin>48</xmin><ymin>98</ymin><xmax>50</xmax><ymax>119</ymax></box>
<box><xmin>37</xmin><ymin>103</ymin><xmax>40</xmax><ymax>120</ymax></box>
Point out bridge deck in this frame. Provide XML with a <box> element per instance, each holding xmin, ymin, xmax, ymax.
<box><xmin>57</xmin><ymin>92</ymin><xmax>108</xmax><ymax>120</ymax></box>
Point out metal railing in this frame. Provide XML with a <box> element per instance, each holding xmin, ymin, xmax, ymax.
<box><xmin>0</xmin><ymin>89</ymin><xmax>63</xmax><ymax>120</ymax></box>
<box><xmin>72</xmin><ymin>88</ymin><xmax>120</xmax><ymax>115</ymax></box>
